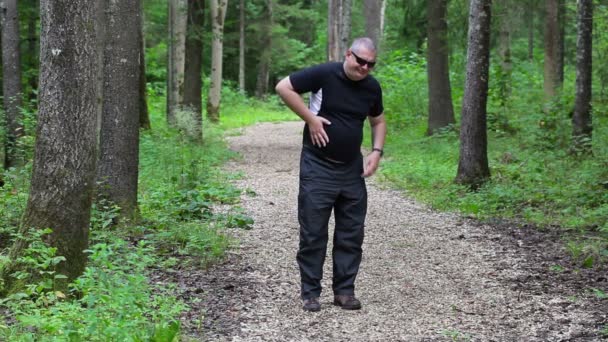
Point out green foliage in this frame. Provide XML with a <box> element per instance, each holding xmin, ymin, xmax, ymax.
<box><xmin>375</xmin><ymin>46</ymin><xmax>608</xmax><ymax>264</ymax></box>
<box><xmin>1</xmin><ymin>233</ymin><xmax>185</xmax><ymax>341</ymax></box>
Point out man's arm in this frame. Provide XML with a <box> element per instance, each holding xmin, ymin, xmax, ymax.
<box><xmin>275</xmin><ymin>76</ymin><xmax>331</xmax><ymax>147</ymax></box>
<box><xmin>363</xmin><ymin>113</ymin><xmax>387</xmax><ymax>177</ymax></box>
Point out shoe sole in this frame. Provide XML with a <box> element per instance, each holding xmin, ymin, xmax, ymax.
<box><xmin>333</xmin><ymin>301</ymin><xmax>361</xmax><ymax>310</ymax></box>
<box><xmin>303</xmin><ymin>306</ymin><xmax>321</xmax><ymax>312</ymax></box>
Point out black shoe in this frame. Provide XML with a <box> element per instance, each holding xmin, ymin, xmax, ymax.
<box><xmin>333</xmin><ymin>295</ymin><xmax>361</xmax><ymax>310</ymax></box>
<box><xmin>302</xmin><ymin>297</ymin><xmax>321</xmax><ymax>312</ymax></box>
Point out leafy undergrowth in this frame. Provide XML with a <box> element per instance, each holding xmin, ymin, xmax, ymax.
<box><xmin>0</xmin><ymin>88</ymin><xmax>269</xmax><ymax>341</ymax></box>
<box><xmin>376</xmin><ymin>49</ymin><xmax>608</xmax><ymax>269</ymax></box>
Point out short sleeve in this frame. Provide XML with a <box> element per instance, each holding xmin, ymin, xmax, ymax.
<box><xmin>289</xmin><ymin>63</ymin><xmax>332</xmax><ymax>94</ymax></box>
<box><xmin>369</xmin><ymin>82</ymin><xmax>384</xmax><ymax>117</ymax></box>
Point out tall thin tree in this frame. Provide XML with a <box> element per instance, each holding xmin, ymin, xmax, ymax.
<box><xmin>543</xmin><ymin>0</ymin><xmax>561</xmax><ymax>100</ymax></box>
<box><xmin>206</xmin><ymin>0</ymin><xmax>228</xmax><ymax>122</ymax></box>
<box><xmin>2</xmin><ymin>0</ymin><xmax>102</xmax><ymax>291</ymax></box>
<box><xmin>497</xmin><ymin>0</ymin><xmax>512</xmax><ymax>105</ymax></box>
<box><xmin>572</xmin><ymin>0</ymin><xmax>593</xmax><ymax>153</ymax></box>
<box><xmin>167</xmin><ymin>0</ymin><xmax>187</xmax><ymax>126</ymax></box>
<box><xmin>139</xmin><ymin>4</ymin><xmax>151</xmax><ymax>130</ymax></box>
<box><xmin>426</xmin><ymin>0</ymin><xmax>455</xmax><ymax>135</ymax></box>
<box><xmin>456</xmin><ymin>0</ymin><xmax>492</xmax><ymax>188</ymax></box>
<box><xmin>183</xmin><ymin>0</ymin><xmax>205</xmax><ymax>140</ymax></box>
<box><xmin>1</xmin><ymin>0</ymin><xmax>24</xmax><ymax>168</ymax></box>
<box><xmin>238</xmin><ymin>0</ymin><xmax>245</xmax><ymax>93</ymax></box>
<box><xmin>255</xmin><ymin>0</ymin><xmax>272</xmax><ymax>98</ymax></box>
<box><xmin>97</xmin><ymin>0</ymin><xmax>143</xmax><ymax>221</ymax></box>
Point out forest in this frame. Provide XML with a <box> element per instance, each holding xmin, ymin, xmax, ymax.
<box><xmin>0</xmin><ymin>0</ymin><xmax>607</xmax><ymax>340</ymax></box>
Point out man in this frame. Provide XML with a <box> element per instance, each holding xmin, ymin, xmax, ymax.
<box><xmin>275</xmin><ymin>37</ymin><xmax>387</xmax><ymax>312</ymax></box>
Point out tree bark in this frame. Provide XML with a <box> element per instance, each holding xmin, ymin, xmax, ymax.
<box><xmin>497</xmin><ymin>0</ymin><xmax>512</xmax><ymax>104</ymax></box>
<box><xmin>426</xmin><ymin>0</ymin><xmax>455</xmax><ymax>135</ymax></box>
<box><xmin>338</xmin><ymin>0</ymin><xmax>351</xmax><ymax>55</ymax></box>
<box><xmin>544</xmin><ymin>0</ymin><xmax>561</xmax><ymax>100</ymax></box>
<box><xmin>557</xmin><ymin>0</ymin><xmax>565</xmax><ymax>85</ymax></box>
<box><xmin>572</xmin><ymin>0</ymin><xmax>593</xmax><ymax>153</ymax></box>
<box><xmin>456</xmin><ymin>0</ymin><xmax>491</xmax><ymax>188</ymax></box>
<box><xmin>1</xmin><ymin>0</ymin><xmax>24</xmax><ymax>168</ymax></box>
<box><xmin>167</xmin><ymin>0</ymin><xmax>187</xmax><ymax>126</ymax></box>
<box><xmin>255</xmin><ymin>0</ymin><xmax>272</xmax><ymax>98</ymax></box>
<box><xmin>364</xmin><ymin>0</ymin><xmax>384</xmax><ymax>50</ymax></box>
<box><xmin>96</xmin><ymin>0</ymin><xmax>143</xmax><ymax>221</ymax></box>
<box><xmin>3</xmin><ymin>0</ymin><xmax>102</xmax><ymax>291</ymax></box>
<box><xmin>527</xmin><ymin>0</ymin><xmax>534</xmax><ymax>61</ymax></box>
<box><xmin>238</xmin><ymin>0</ymin><xmax>245</xmax><ymax>93</ymax></box>
<box><xmin>206</xmin><ymin>0</ymin><xmax>228</xmax><ymax>122</ymax></box>
<box><xmin>328</xmin><ymin>0</ymin><xmax>340</xmax><ymax>61</ymax></box>
<box><xmin>139</xmin><ymin>4</ymin><xmax>150</xmax><ymax>130</ymax></box>
<box><xmin>183</xmin><ymin>0</ymin><xmax>205</xmax><ymax>140</ymax></box>
<box><xmin>26</xmin><ymin>1</ymin><xmax>39</xmax><ymax>102</ymax></box>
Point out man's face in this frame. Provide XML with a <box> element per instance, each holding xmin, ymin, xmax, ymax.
<box><xmin>344</xmin><ymin>48</ymin><xmax>376</xmax><ymax>81</ymax></box>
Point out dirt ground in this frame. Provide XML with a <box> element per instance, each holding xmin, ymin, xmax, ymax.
<box><xmin>157</xmin><ymin>121</ymin><xmax>608</xmax><ymax>342</ymax></box>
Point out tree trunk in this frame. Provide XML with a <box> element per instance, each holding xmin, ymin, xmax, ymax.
<box><xmin>139</xmin><ymin>4</ymin><xmax>150</xmax><ymax>130</ymax></box>
<box><xmin>328</xmin><ymin>0</ymin><xmax>340</xmax><ymax>61</ymax></box>
<box><xmin>544</xmin><ymin>0</ymin><xmax>560</xmax><ymax>100</ymax></box>
<box><xmin>557</xmin><ymin>0</ymin><xmax>565</xmax><ymax>85</ymax></box>
<box><xmin>1</xmin><ymin>0</ymin><xmax>24</xmax><ymax>168</ymax></box>
<box><xmin>364</xmin><ymin>0</ymin><xmax>384</xmax><ymax>50</ymax></box>
<box><xmin>456</xmin><ymin>0</ymin><xmax>491</xmax><ymax>188</ymax></box>
<box><xmin>167</xmin><ymin>0</ymin><xmax>187</xmax><ymax>126</ymax></box>
<box><xmin>497</xmin><ymin>0</ymin><xmax>512</xmax><ymax>104</ymax></box>
<box><xmin>183</xmin><ymin>0</ymin><xmax>205</xmax><ymax>140</ymax></box>
<box><xmin>571</xmin><ymin>0</ymin><xmax>593</xmax><ymax>153</ymax></box>
<box><xmin>3</xmin><ymin>0</ymin><xmax>102</xmax><ymax>291</ymax></box>
<box><xmin>238</xmin><ymin>0</ymin><xmax>245</xmax><ymax>93</ymax></box>
<box><xmin>255</xmin><ymin>0</ymin><xmax>272</xmax><ymax>98</ymax></box>
<box><xmin>206</xmin><ymin>0</ymin><xmax>228</xmax><ymax>122</ymax></box>
<box><xmin>527</xmin><ymin>0</ymin><xmax>534</xmax><ymax>61</ymax></box>
<box><xmin>26</xmin><ymin>1</ymin><xmax>38</xmax><ymax>103</ymax></box>
<box><xmin>338</xmin><ymin>0</ymin><xmax>351</xmax><ymax>55</ymax></box>
<box><xmin>426</xmin><ymin>0</ymin><xmax>455</xmax><ymax>135</ymax></box>
<box><xmin>97</xmin><ymin>0</ymin><xmax>143</xmax><ymax>221</ymax></box>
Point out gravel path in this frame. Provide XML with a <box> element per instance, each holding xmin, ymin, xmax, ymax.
<box><xmin>179</xmin><ymin>121</ymin><xmax>607</xmax><ymax>342</ymax></box>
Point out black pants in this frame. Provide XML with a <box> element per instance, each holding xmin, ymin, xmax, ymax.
<box><xmin>297</xmin><ymin>147</ymin><xmax>367</xmax><ymax>300</ymax></box>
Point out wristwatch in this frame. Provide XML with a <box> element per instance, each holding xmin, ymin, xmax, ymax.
<box><xmin>371</xmin><ymin>148</ymin><xmax>384</xmax><ymax>157</ymax></box>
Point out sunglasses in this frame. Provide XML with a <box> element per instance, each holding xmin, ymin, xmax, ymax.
<box><xmin>350</xmin><ymin>51</ymin><xmax>376</xmax><ymax>68</ymax></box>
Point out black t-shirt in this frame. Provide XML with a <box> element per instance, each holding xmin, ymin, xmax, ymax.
<box><xmin>289</xmin><ymin>62</ymin><xmax>383</xmax><ymax>163</ymax></box>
